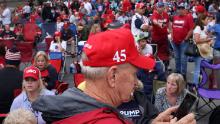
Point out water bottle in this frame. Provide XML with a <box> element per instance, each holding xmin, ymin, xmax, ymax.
<box><xmin>69</xmin><ymin>63</ymin><xmax>76</xmax><ymax>74</ymax></box>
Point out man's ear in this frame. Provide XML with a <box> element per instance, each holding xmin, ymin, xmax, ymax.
<box><xmin>106</xmin><ymin>66</ymin><xmax>118</xmax><ymax>88</ymax></box>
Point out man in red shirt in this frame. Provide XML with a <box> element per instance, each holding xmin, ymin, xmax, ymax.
<box><xmin>151</xmin><ymin>2</ymin><xmax>170</xmax><ymax>70</ymax></box>
<box><xmin>171</xmin><ymin>3</ymin><xmax>194</xmax><ymax>78</ymax></box>
<box><xmin>122</xmin><ymin>0</ymin><xmax>132</xmax><ymax>13</ymax></box>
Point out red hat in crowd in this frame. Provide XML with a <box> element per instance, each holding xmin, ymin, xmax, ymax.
<box><xmin>83</xmin><ymin>28</ymin><xmax>155</xmax><ymax>70</ymax></box>
<box><xmin>36</xmin><ymin>31</ymin><xmax>42</xmax><ymax>35</ymax></box>
<box><xmin>54</xmin><ymin>31</ymin><xmax>61</xmax><ymax>37</ymax></box>
<box><xmin>196</xmin><ymin>5</ymin><xmax>205</xmax><ymax>13</ymax></box>
<box><xmin>135</xmin><ymin>2</ymin><xmax>145</xmax><ymax>9</ymax></box>
<box><xmin>23</xmin><ymin>66</ymin><xmax>40</xmax><ymax>80</ymax></box>
<box><xmin>63</xmin><ymin>23</ymin><xmax>69</xmax><ymax>29</ymax></box>
<box><xmin>56</xmin><ymin>16</ymin><xmax>61</xmax><ymax>21</ymax></box>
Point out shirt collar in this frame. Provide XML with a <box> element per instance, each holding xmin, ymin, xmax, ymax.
<box><xmin>135</xmin><ymin>13</ymin><xmax>143</xmax><ymax>18</ymax></box>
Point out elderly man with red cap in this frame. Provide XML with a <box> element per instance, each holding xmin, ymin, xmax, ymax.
<box><xmin>32</xmin><ymin>28</ymin><xmax>195</xmax><ymax>124</ymax></box>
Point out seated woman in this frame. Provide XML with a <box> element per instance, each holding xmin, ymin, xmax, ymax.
<box><xmin>155</xmin><ymin>73</ymin><xmax>187</xmax><ymax>112</ymax></box>
<box><xmin>89</xmin><ymin>23</ymin><xmax>101</xmax><ymax>36</ymax></box>
<box><xmin>10</xmin><ymin>66</ymin><xmax>54</xmax><ymax>124</ymax></box>
<box><xmin>0</xmin><ymin>24</ymin><xmax>16</xmax><ymax>40</ymax></box>
<box><xmin>13</xmin><ymin>23</ymin><xmax>24</xmax><ymax>41</ymax></box>
<box><xmin>49</xmin><ymin>31</ymin><xmax>67</xmax><ymax>53</ymax></box>
<box><xmin>33</xmin><ymin>51</ymin><xmax>58</xmax><ymax>90</ymax></box>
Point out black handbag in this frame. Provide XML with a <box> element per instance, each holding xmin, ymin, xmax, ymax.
<box><xmin>184</xmin><ymin>39</ymin><xmax>200</xmax><ymax>57</ymax></box>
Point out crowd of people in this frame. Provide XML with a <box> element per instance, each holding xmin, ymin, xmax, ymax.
<box><xmin>0</xmin><ymin>0</ymin><xmax>220</xmax><ymax>124</ymax></box>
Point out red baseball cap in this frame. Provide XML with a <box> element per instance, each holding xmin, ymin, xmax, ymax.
<box><xmin>135</xmin><ymin>2</ymin><xmax>145</xmax><ymax>9</ymax></box>
<box><xmin>23</xmin><ymin>66</ymin><xmax>40</xmax><ymax>80</ymax></box>
<box><xmin>196</xmin><ymin>5</ymin><xmax>205</xmax><ymax>13</ymax></box>
<box><xmin>83</xmin><ymin>28</ymin><xmax>155</xmax><ymax>70</ymax></box>
<box><xmin>63</xmin><ymin>23</ymin><xmax>69</xmax><ymax>29</ymax></box>
<box><xmin>54</xmin><ymin>31</ymin><xmax>61</xmax><ymax>37</ymax></box>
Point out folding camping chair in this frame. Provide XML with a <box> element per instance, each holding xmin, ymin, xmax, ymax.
<box><xmin>73</xmin><ymin>73</ymin><xmax>85</xmax><ymax>87</ymax></box>
<box><xmin>16</xmin><ymin>42</ymin><xmax>34</xmax><ymax>68</ymax></box>
<box><xmin>148</xmin><ymin>44</ymin><xmax>166</xmax><ymax>103</ymax></box>
<box><xmin>77</xmin><ymin>41</ymin><xmax>86</xmax><ymax>55</ymax></box>
<box><xmin>55</xmin><ymin>82</ymin><xmax>69</xmax><ymax>95</ymax></box>
<box><xmin>49</xmin><ymin>52</ymin><xmax>66</xmax><ymax>81</ymax></box>
<box><xmin>196</xmin><ymin>60</ymin><xmax>220</xmax><ymax>120</ymax></box>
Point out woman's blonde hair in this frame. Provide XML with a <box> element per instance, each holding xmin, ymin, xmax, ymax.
<box><xmin>167</xmin><ymin>73</ymin><xmax>186</xmax><ymax>95</ymax></box>
<box><xmin>90</xmin><ymin>23</ymin><xmax>101</xmax><ymax>34</ymax></box>
<box><xmin>33</xmin><ymin>51</ymin><xmax>49</xmax><ymax>69</ymax></box>
<box><xmin>3</xmin><ymin>108</ymin><xmax>37</xmax><ymax>124</ymax></box>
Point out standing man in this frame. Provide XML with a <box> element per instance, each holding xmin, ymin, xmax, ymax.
<box><xmin>61</xmin><ymin>23</ymin><xmax>75</xmax><ymax>56</ymax></box>
<box><xmin>22</xmin><ymin>2</ymin><xmax>31</xmax><ymax>19</ymax></box>
<box><xmin>32</xmin><ymin>28</ymin><xmax>195</xmax><ymax>124</ymax></box>
<box><xmin>0</xmin><ymin>48</ymin><xmax>23</xmax><ymax>115</ymax></box>
<box><xmin>83</xmin><ymin>0</ymin><xmax>93</xmax><ymax>16</ymax></box>
<box><xmin>151</xmin><ymin>2</ymin><xmax>170</xmax><ymax>70</ymax></box>
<box><xmin>131</xmin><ymin>2</ymin><xmax>149</xmax><ymax>44</ymax></box>
<box><xmin>171</xmin><ymin>3</ymin><xmax>194</xmax><ymax>78</ymax></box>
<box><xmin>0</xmin><ymin>3</ymin><xmax>11</xmax><ymax>26</ymax></box>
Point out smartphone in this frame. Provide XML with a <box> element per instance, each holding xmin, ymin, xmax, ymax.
<box><xmin>174</xmin><ymin>92</ymin><xmax>198</xmax><ymax>120</ymax></box>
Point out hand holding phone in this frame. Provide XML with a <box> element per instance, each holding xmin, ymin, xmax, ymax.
<box><xmin>152</xmin><ymin>106</ymin><xmax>196</xmax><ymax>124</ymax></box>
<box><xmin>174</xmin><ymin>92</ymin><xmax>198</xmax><ymax>120</ymax></box>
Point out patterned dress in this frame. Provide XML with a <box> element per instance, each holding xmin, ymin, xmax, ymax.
<box><xmin>154</xmin><ymin>87</ymin><xmax>187</xmax><ymax>112</ymax></box>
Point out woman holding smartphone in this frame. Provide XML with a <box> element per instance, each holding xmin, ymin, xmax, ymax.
<box><xmin>155</xmin><ymin>73</ymin><xmax>187</xmax><ymax>112</ymax></box>
<box><xmin>49</xmin><ymin>31</ymin><xmax>67</xmax><ymax>52</ymax></box>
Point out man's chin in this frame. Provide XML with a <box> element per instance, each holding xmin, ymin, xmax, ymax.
<box><xmin>123</xmin><ymin>93</ymin><xmax>134</xmax><ymax>103</ymax></box>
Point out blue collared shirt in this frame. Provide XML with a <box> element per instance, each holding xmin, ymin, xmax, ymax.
<box><xmin>10</xmin><ymin>89</ymin><xmax>55</xmax><ymax>124</ymax></box>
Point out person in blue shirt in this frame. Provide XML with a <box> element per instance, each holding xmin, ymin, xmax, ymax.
<box><xmin>209</xmin><ymin>12</ymin><xmax>220</xmax><ymax>88</ymax></box>
<box><xmin>10</xmin><ymin>66</ymin><xmax>54</xmax><ymax>124</ymax></box>
<box><xmin>212</xmin><ymin>12</ymin><xmax>220</xmax><ymax>57</ymax></box>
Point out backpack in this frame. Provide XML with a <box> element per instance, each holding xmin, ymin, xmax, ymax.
<box><xmin>209</xmin><ymin>106</ymin><xmax>220</xmax><ymax>124</ymax></box>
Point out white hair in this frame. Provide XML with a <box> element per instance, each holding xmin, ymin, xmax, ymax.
<box><xmin>3</xmin><ymin>108</ymin><xmax>37</xmax><ymax>124</ymax></box>
<box><xmin>80</xmin><ymin>52</ymin><xmax>109</xmax><ymax>80</ymax></box>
